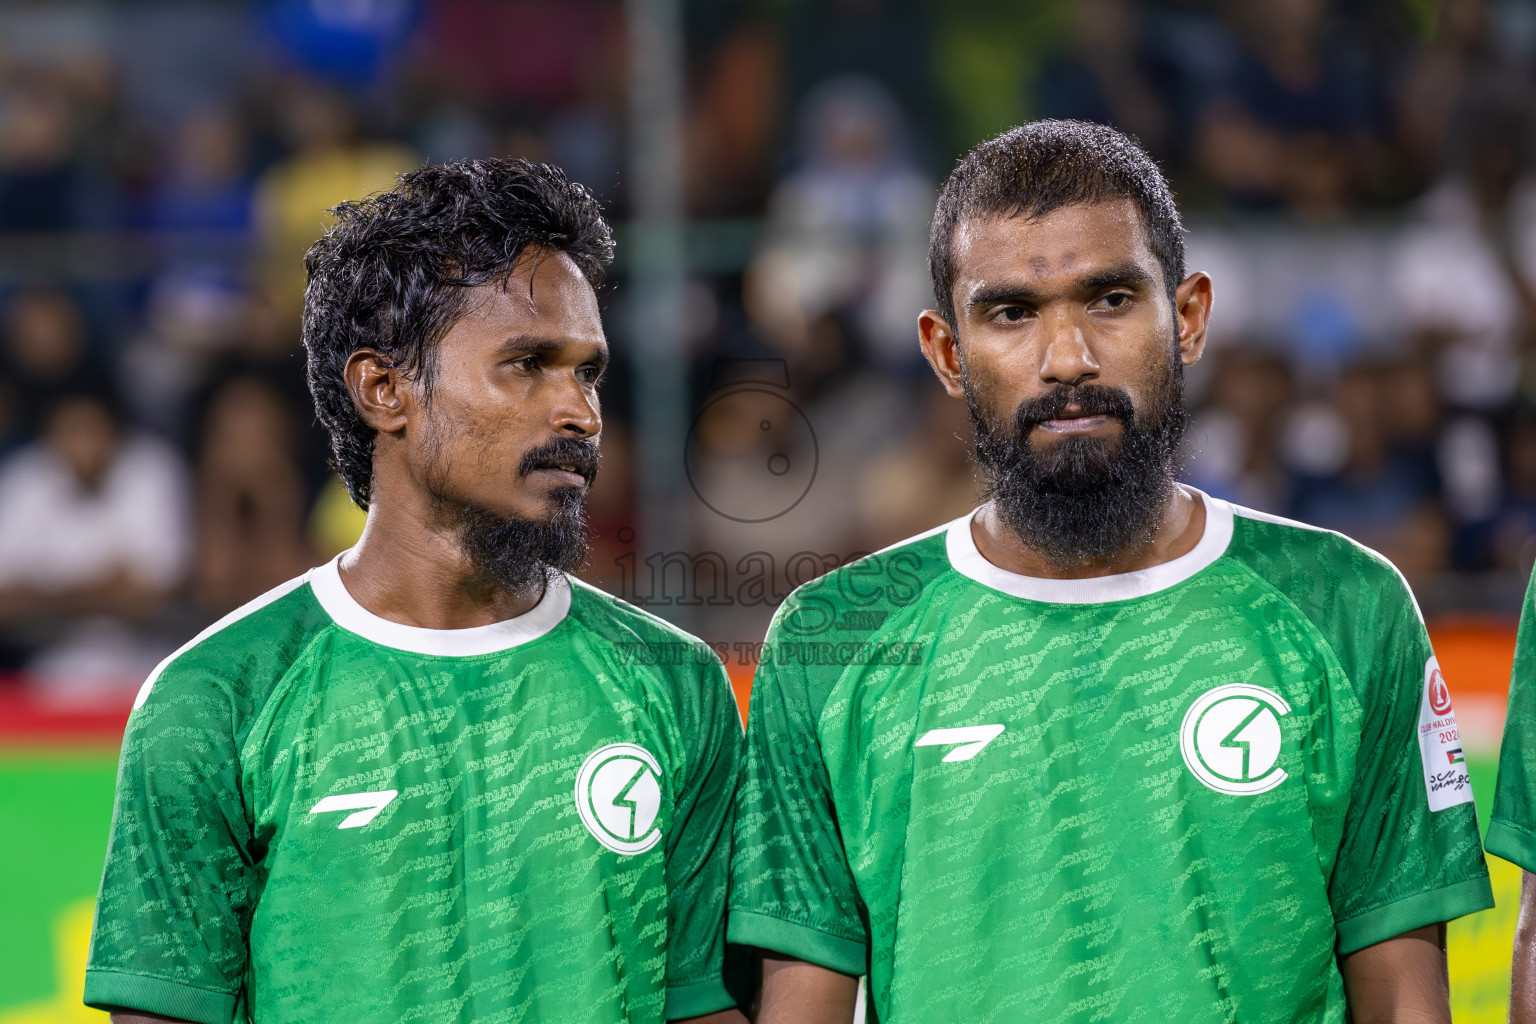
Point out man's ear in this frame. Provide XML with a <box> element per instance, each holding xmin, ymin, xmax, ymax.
<box><xmin>918</xmin><ymin>310</ymin><xmax>966</xmax><ymax>399</ymax></box>
<box><xmin>345</xmin><ymin>349</ymin><xmax>409</xmax><ymax>434</ymax></box>
<box><xmin>1174</xmin><ymin>271</ymin><xmax>1213</xmax><ymax>367</ymax></box>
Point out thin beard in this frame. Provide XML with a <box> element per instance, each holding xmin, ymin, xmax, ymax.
<box><xmin>420</xmin><ymin>428</ymin><xmax>592</xmax><ymax>595</ymax></box>
<box><xmin>456</xmin><ymin>494</ymin><xmax>588</xmax><ymax>594</ymax></box>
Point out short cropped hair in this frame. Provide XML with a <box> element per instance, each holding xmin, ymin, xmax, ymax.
<box><xmin>303</xmin><ymin>157</ymin><xmax>614</xmax><ymax>508</ymax></box>
<box><xmin>929</xmin><ymin>120</ymin><xmax>1185</xmax><ymax>329</ymax></box>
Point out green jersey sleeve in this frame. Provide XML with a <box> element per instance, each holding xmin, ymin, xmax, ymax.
<box><xmin>84</xmin><ymin>660</ymin><xmax>255</xmax><ymax>1024</ymax></box>
<box><xmin>727</xmin><ymin>614</ymin><xmax>868</xmax><ymax>977</ymax></box>
<box><xmin>1489</xmin><ymin>567</ymin><xmax>1536</xmax><ymax>871</ymax></box>
<box><xmin>1327</xmin><ymin>568</ymin><xmax>1492</xmax><ymax>953</ymax></box>
<box><xmin>663</xmin><ymin>655</ymin><xmax>745</xmax><ymax>1020</ymax></box>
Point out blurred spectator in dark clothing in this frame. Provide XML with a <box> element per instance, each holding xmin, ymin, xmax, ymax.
<box><xmin>194</xmin><ymin>375</ymin><xmax>313</xmax><ymax>614</ymax></box>
<box><xmin>121</xmin><ymin>271</ymin><xmax>251</xmax><ymax>441</ymax></box>
<box><xmin>1492</xmin><ymin>412</ymin><xmax>1536</xmax><ymax>570</ymax></box>
<box><xmin>1194</xmin><ymin>0</ymin><xmax>1383</xmax><ymax>213</ymax></box>
<box><xmin>1393</xmin><ymin>0</ymin><xmax>1496</xmax><ymax>179</ymax></box>
<box><xmin>0</xmin><ymin>388</ymin><xmax>191</xmax><ymax>671</ymax></box>
<box><xmin>1382</xmin><ymin>358</ymin><xmax>1445</xmax><ymax>483</ymax></box>
<box><xmin>0</xmin><ymin>81</ymin><xmax>81</xmax><ymax>230</ymax></box>
<box><xmin>1451</xmin><ymin>107</ymin><xmax>1536</xmax><ymax>349</ymax></box>
<box><xmin>1288</xmin><ymin>364</ymin><xmax>1448</xmax><ymax>576</ymax></box>
<box><xmin>746</xmin><ymin>75</ymin><xmax>932</xmax><ymax>374</ymax></box>
<box><xmin>1380</xmin><ymin>355</ymin><xmax>1502</xmax><ymax>570</ymax></box>
<box><xmin>1</xmin><ymin>285</ymin><xmax>105</xmax><ymax>438</ymax></box>
<box><xmin>137</xmin><ymin>107</ymin><xmax>258</xmax><ymax>314</ymax></box>
<box><xmin>687</xmin><ymin>20</ymin><xmax>779</xmax><ymax>216</ymax></box>
<box><xmin>144</xmin><ymin>107</ymin><xmax>255</xmax><ymax>236</ymax></box>
<box><xmin>1183</xmin><ymin>347</ymin><xmax>1295</xmax><ymax>512</ymax></box>
<box><xmin>1035</xmin><ymin>0</ymin><xmax>1166</xmax><ymax>153</ymax></box>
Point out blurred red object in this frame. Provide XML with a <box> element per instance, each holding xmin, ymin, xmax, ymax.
<box><xmin>0</xmin><ymin>678</ymin><xmax>132</xmax><ymax>745</ymax></box>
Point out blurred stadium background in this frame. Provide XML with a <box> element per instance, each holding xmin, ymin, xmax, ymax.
<box><xmin>0</xmin><ymin>0</ymin><xmax>1531</xmax><ymax>1018</ymax></box>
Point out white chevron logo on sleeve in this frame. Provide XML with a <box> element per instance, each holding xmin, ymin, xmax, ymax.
<box><xmin>915</xmin><ymin>725</ymin><xmax>1006</xmax><ymax>762</ymax></box>
<box><xmin>309</xmin><ymin>789</ymin><xmax>398</xmax><ymax>829</ymax></box>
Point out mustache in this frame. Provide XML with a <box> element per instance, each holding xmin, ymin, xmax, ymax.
<box><xmin>1011</xmin><ymin>384</ymin><xmax>1137</xmax><ymax>433</ymax></box>
<box><xmin>518</xmin><ymin>436</ymin><xmax>600</xmax><ymax>484</ymax></box>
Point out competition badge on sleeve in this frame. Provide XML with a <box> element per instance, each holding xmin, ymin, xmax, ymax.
<box><xmin>1418</xmin><ymin>657</ymin><xmax>1473</xmax><ymax>811</ymax></box>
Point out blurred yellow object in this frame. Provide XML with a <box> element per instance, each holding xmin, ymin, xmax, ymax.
<box><xmin>1448</xmin><ymin>854</ymin><xmax>1519</xmax><ymax>1022</ymax></box>
<box><xmin>0</xmin><ymin>899</ymin><xmax>106</xmax><ymax>1023</ymax></box>
<box><xmin>255</xmin><ymin>142</ymin><xmax>419</xmax><ymax>312</ymax></box>
<box><xmin>308</xmin><ymin>475</ymin><xmax>367</xmax><ymax>558</ymax></box>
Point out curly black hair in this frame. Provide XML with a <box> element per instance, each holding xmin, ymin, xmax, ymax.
<box><xmin>302</xmin><ymin>157</ymin><xmax>614</xmax><ymax>508</ymax></box>
<box><xmin>929</xmin><ymin>120</ymin><xmax>1185</xmax><ymax>331</ymax></box>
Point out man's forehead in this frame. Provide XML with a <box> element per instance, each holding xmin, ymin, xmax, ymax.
<box><xmin>952</xmin><ymin>199</ymin><xmax>1156</xmax><ymax>290</ymax></box>
<box><xmin>460</xmin><ymin>251</ymin><xmax>603</xmax><ymax>336</ymax></box>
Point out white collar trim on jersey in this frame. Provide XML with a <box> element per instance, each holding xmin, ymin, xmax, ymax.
<box><xmin>945</xmin><ymin>486</ymin><xmax>1235</xmax><ymax>604</ymax></box>
<box><xmin>307</xmin><ymin>553</ymin><xmax>571</xmax><ymax>656</ymax></box>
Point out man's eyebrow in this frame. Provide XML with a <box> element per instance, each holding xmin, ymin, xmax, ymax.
<box><xmin>498</xmin><ymin>336</ymin><xmax>566</xmax><ymax>354</ymax></box>
<box><xmin>1080</xmin><ymin>265</ymin><xmax>1157</xmax><ymax>291</ymax></box>
<box><xmin>966</xmin><ymin>284</ymin><xmax>1041</xmax><ymax>311</ymax></box>
<box><xmin>497</xmin><ymin>336</ymin><xmax>610</xmax><ymax>364</ymax></box>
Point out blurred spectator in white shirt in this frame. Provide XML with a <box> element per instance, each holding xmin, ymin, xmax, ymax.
<box><xmin>746</xmin><ymin>74</ymin><xmax>933</xmax><ymax>374</ymax></box>
<box><xmin>0</xmin><ymin>390</ymin><xmax>190</xmax><ymax>637</ymax></box>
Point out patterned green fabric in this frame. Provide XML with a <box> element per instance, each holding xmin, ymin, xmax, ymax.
<box><xmin>729</xmin><ymin>492</ymin><xmax>1491</xmax><ymax>1024</ymax></box>
<box><xmin>1490</xmin><ymin>568</ymin><xmax>1536</xmax><ymax>871</ymax></box>
<box><xmin>86</xmin><ymin>562</ymin><xmax>740</xmax><ymax>1024</ymax></box>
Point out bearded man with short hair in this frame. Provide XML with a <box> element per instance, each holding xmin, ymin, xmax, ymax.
<box><xmin>728</xmin><ymin>121</ymin><xmax>1492</xmax><ymax>1024</ymax></box>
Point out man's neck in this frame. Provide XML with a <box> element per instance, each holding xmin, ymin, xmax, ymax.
<box><xmin>337</xmin><ymin>497</ymin><xmax>544</xmax><ymax>630</ymax></box>
<box><xmin>971</xmin><ymin>484</ymin><xmax>1206</xmax><ymax>581</ymax></box>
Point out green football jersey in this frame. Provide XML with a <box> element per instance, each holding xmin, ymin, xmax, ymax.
<box><xmin>1489</xmin><ymin>567</ymin><xmax>1536</xmax><ymax>871</ymax></box>
<box><xmin>85</xmin><ymin>557</ymin><xmax>741</xmax><ymax>1024</ymax></box>
<box><xmin>729</xmin><ymin>489</ymin><xmax>1492</xmax><ymax>1024</ymax></box>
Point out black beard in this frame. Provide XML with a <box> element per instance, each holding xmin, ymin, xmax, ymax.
<box><xmin>966</xmin><ymin>356</ymin><xmax>1188</xmax><ymax>568</ymax></box>
<box><xmin>426</xmin><ymin>435</ymin><xmax>597</xmax><ymax>595</ymax></box>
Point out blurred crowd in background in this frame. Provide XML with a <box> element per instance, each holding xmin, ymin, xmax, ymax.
<box><xmin>0</xmin><ymin>0</ymin><xmax>1535</xmax><ymax>691</ymax></box>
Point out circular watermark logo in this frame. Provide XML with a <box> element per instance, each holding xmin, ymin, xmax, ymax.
<box><xmin>575</xmin><ymin>743</ymin><xmax>664</xmax><ymax>855</ymax></box>
<box><xmin>1179</xmin><ymin>683</ymin><xmax>1292</xmax><ymax>796</ymax></box>
<box><xmin>685</xmin><ymin>386</ymin><xmax>818</xmax><ymax>523</ymax></box>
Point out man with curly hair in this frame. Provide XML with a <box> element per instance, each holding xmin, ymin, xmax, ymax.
<box><xmin>85</xmin><ymin>159</ymin><xmax>744</xmax><ymax>1024</ymax></box>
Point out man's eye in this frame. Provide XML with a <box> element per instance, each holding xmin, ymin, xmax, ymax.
<box><xmin>995</xmin><ymin>307</ymin><xmax>1028</xmax><ymax>322</ymax></box>
<box><xmin>514</xmin><ymin>356</ymin><xmax>539</xmax><ymax>371</ymax></box>
<box><xmin>579</xmin><ymin>366</ymin><xmax>602</xmax><ymax>384</ymax></box>
<box><xmin>1101</xmin><ymin>293</ymin><xmax>1131</xmax><ymax>309</ymax></box>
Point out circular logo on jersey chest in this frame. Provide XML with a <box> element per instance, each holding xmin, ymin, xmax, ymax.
<box><xmin>575</xmin><ymin>743</ymin><xmax>663</xmax><ymax>855</ymax></box>
<box><xmin>1179</xmin><ymin>683</ymin><xmax>1292</xmax><ymax>796</ymax></box>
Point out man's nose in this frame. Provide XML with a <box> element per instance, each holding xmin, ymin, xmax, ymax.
<box><xmin>553</xmin><ymin>379</ymin><xmax>601</xmax><ymax>438</ymax></box>
<box><xmin>1038</xmin><ymin>310</ymin><xmax>1100</xmax><ymax>387</ymax></box>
